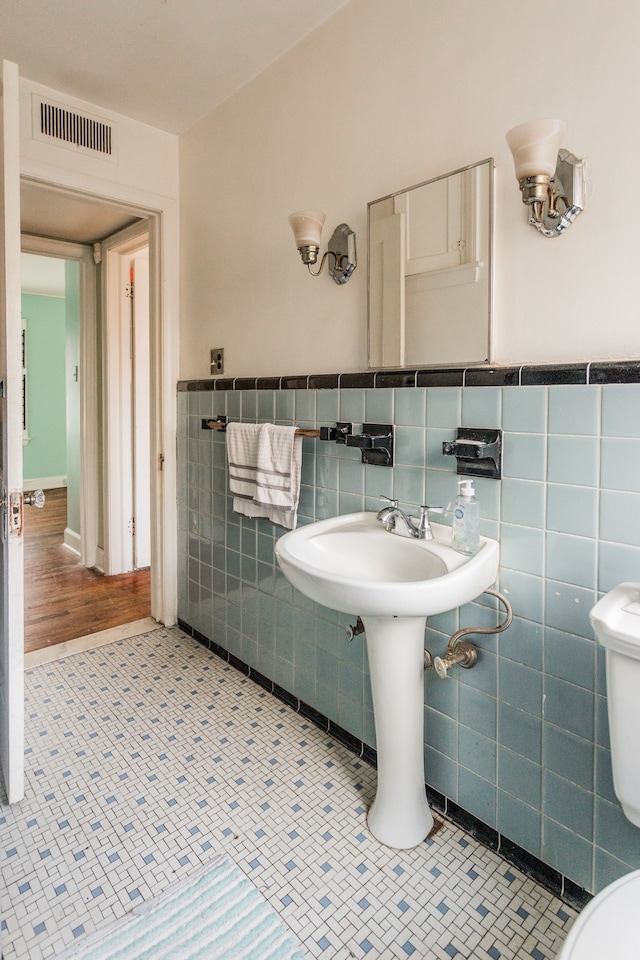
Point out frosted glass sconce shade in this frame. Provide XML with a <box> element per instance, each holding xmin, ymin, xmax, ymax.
<box><xmin>505</xmin><ymin>118</ymin><xmax>585</xmax><ymax>238</ymax></box>
<box><xmin>506</xmin><ymin>119</ymin><xmax>566</xmax><ymax>180</ymax></box>
<box><xmin>288</xmin><ymin>210</ymin><xmax>326</xmax><ymax>253</ymax></box>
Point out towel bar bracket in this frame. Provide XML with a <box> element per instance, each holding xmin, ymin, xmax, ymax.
<box><xmin>202</xmin><ymin>416</ymin><xmax>228</xmax><ymax>430</ymax></box>
<box><xmin>320</xmin><ymin>422</ymin><xmax>353</xmax><ymax>443</ymax></box>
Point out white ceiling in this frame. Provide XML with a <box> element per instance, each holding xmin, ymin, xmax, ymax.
<box><xmin>0</xmin><ymin>0</ymin><xmax>351</xmax><ymax>135</ymax></box>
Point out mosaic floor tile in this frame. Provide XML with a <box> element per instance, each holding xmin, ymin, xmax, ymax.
<box><xmin>1</xmin><ymin>627</ymin><xmax>577</xmax><ymax>959</ymax></box>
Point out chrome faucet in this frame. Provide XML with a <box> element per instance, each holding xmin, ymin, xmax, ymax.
<box><xmin>376</xmin><ymin>496</ymin><xmax>442</xmax><ymax>541</ymax></box>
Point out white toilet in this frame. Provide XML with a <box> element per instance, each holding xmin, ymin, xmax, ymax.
<box><xmin>557</xmin><ymin>869</ymin><xmax>640</xmax><ymax>958</ymax></box>
<box><xmin>557</xmin><ymin>582</ymin><xmax>640</xmax><ymax>958</ymax></box>
<box><xmin>590</xmin><ymin>582</ymin><xmax>640</xmax><ymax>827</ymax></box>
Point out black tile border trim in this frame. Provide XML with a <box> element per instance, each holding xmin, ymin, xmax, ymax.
<box><xmin>465</xmin><ymin>366</ymin><xmax>520</xmax><ymax>387</ymax></box>
<box><xmin>255</xmin><ymin>376</ymin><xmax>281</xmax><ymax>390</ymax></box>
<box><xmin>589</xmin><ymin>361</ymin><xmax>640</xmax><ymax>384</ymax></box>
<box><xmin>178</xmin><ymin>359</ymin><xmax>640</xmax><ymax>392</ymax></box>
<box><xmin>416</xmin><ymin>367</ymin><xmax>465</xmax><ymax>387</ymax></box>
<box><xmin>308</xmin><ymin>373</ymin><xmax>340</xmax><ymax>390</ymax></box>
<box><xmin>178</xmin><ymin>617</ymin><xmax>592</xmax><ymax>910</ymax></box>
<box><xmin>521</xmin><ymin>363</ymin><xmax>588</xmax><ymax>386</ymax></box>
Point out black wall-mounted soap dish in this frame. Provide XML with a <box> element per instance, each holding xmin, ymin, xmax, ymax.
<box><xmin>442</xmin><ymin>427</ymin><xmax>502</xmax><ymax>479</ymax></box>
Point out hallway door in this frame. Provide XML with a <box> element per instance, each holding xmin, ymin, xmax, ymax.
<box><xmin>102</xmin><ymin>223</ymin><xmax>151</xmax><ymax>575</ymax></box>
<box><xmin>0</xmin><ymin>59</ymin><xmax>24</xmax><ymax>803</ymax></box>
<box><xmin>131</xmin><ymin>247</ymin><xmax>151</xmax><ymax>569</ymax></box>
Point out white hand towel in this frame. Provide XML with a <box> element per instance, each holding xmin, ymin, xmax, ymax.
<box><xmin>226</xmin><ymin>422</ymin><xmax>262</xmax><ymax>518</ymax></box>
<box><xmin>254</xmin><ymin>423</ymin><xmax>302</xmax><ymax>530</ymax></box>
<box><xmin>226</xmin><ymin>422</ymin><xmax>302</xmax><ymax>529</ymax></box>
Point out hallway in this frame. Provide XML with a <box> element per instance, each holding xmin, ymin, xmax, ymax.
<box><xmin>23</xmin><ymin>488</ymin><xmax>151</xmax><ymax>654</ymax></box>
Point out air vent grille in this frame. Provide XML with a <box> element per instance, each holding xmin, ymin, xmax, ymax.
<box><xmin>32</xmin><ymin>95</ymin><xmax>117</xmax><ymax>162</ymax></box>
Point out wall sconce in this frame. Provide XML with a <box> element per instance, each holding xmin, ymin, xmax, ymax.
<box><xmin>288</xmin><ymin>210</ymin><xmax>356</xmax><ymax>284</ymax></box>
<box><xmin>505</xmin><ymin>119</ymin><xmax>585</xmax><ymax>237</ymax></box>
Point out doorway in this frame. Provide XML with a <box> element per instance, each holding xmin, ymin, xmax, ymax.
<box><xmin>23</xmin><ymin>490</ymin><xmax>151</xmax><ymax>653</ymax></box>
<box><xmin>21</xmin><ymin>227</ymin><xmax>153</xmax><ymax>653</ymax></box>
<box><xmin>16</xmin><ymin>173</ymin><xmax>177</xmax><ymax>648</ymax></box>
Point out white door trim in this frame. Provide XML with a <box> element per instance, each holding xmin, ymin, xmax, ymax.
<box><xmin>20</xmin><ymin>234</ymin><xmax>98</xmax><ymax>568</ymax></box>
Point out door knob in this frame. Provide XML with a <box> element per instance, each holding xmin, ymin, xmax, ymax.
<box><xmin>24</xmin><ymin>490</ymin><xmax>45</xmax><ymax>508</ymax></box>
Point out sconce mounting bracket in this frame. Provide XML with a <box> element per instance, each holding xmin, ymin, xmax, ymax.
<box><xmin>327</xmin><ymin>223</ymin><xmax>357</xmax><ymax>284</ymax></box>
<box><xmin>530</xmin><ymin>149</ymin><xmax>585</xmax><ymax>237</ymax></box>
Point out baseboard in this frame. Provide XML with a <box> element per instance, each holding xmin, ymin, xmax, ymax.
<box><xmin>63</xmin><ymin>527</ymin><xmax>81</xmax><ymax>556</ymax></box>
<box><xmin>24</xmin><ymin>476</ymin><xmax>67</xmax><ymax>491</ymax></box>
<box><xmin>94</xmin><ymin>546</ymin><xmax>105</xmax><ymax>573</ymax></box>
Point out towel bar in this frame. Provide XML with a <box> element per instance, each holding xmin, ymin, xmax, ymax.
<box><xmin>201</xmin><ymin>418</ymin><xmax>355</xmax><ymax>442</ymax></box>
<box><xmin>201</xmin><ymin>417</ymin><xmax>321</xmax><ymax>438</ymax></box>
<box><xmin>200</xmin><ymin>418</ymin><xmax>392</xmax><ymax>465</ymax></box>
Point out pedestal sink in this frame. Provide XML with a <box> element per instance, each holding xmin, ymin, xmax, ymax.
<box><xmin>275</xmin><ymin>511</ymin><xmax>499</xmax><ymax>849</ymax></box>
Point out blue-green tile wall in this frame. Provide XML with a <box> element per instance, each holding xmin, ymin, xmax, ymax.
<box><xmin>177</xmin><ymin>381</ymin><xmax>640</xmax><ymax>895</ymax></box>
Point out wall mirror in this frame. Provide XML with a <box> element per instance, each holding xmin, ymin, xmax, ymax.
<box><xmin>368</xmin><ymin>158</ymin><xmax>493</xmax><ymax>369</ymax></box>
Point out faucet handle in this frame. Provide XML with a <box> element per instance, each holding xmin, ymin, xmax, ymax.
<box><xmin>379</xmin><ymin>495</ymin><xmax>399</xmax><ymax>508</ymax></box>
<box><xmin>416</xmin><ymin>504</ymin><xmax>445</xmax><ymax>540</ymax></box>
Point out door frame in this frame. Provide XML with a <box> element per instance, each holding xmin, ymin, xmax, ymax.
<box><xmin>18</xmin><ymin>179</ymin><xmax>178</xmax><ymax>628</ymax></box>
<box><xmin>20</xmin><ymin>234</ymin><xmax>99</xmax><ymax>567</ymax></box>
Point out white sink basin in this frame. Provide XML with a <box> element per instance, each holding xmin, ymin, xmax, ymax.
<box><xmin>275</xmin><ymin>510</ymin><xmax>500</xmax><ymax>850</ymax></box>
<box><xmin>275</xmin><ymin>511</ymin><xmax>499</xmax><ymax>617</ymax></box>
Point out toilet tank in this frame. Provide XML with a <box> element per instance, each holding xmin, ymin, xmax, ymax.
<box><xmin>591</xmin><ymin>583</ymin><xmax>640</xmax><ymax>828</ymax></box>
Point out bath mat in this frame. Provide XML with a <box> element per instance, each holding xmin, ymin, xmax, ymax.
<box><xmin>58</xmin><ymin>855</ymin><xmax>308</xmax><ymax>960</ymax></box>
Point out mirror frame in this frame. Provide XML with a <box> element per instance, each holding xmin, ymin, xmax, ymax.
<box><xmin>367</xmin><ymin>158</ymin><xmax>494</xmax><ymax>370</ymax></box>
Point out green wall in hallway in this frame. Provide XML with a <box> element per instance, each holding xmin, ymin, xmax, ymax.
<box><xmin>21</xmin><ymin>293</ymin><xmax>67</xmax><ymax>483</ymax></box>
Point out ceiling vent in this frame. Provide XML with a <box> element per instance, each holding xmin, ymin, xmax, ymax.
<box><xmin>32</xmin><ymin>95</ymin><xmax>117</xmax><ymax>162</ymax></box>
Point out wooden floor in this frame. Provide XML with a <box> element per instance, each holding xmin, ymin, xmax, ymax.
<box><xmin>24</xmin><ymin>488</ymin><xmax>151</xmax><ymax>654</ymax></box>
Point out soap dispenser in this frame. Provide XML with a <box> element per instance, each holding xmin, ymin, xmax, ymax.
<box><xmin>451</xmin><ymin>479</ymin><xmax>480</xmax><ymax>556</ymax></box>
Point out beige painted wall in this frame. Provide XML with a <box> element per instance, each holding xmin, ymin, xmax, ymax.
<box><xmin>179</xmin><ymin>0</ymin><xmax>640</xmax><ymax>380</ymax></box>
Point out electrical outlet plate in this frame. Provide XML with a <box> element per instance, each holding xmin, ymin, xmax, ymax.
<box><xmin>210</xmin><ymin>348</ymin><xmax>224</xmax><ymax>376</ymax></box>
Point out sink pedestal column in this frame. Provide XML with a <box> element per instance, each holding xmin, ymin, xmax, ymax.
<box><xmin>363</xmin><ymin>615</ymin><xmax>433</xmax><ymax>849</ymax></box>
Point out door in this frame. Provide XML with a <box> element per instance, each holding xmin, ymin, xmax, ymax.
<box><xmin>0</xmin><ymin>60</ymin><xmax>24</xmax><ymax>803</ymax></box>
<box><xmin>102</xmin><ymin>223</ymin><xmax>151</xmax><ymax>575</ymax></box>
<box><xmin>131</xmin><ymin>248</ymin><xmax>151</xmax><ymax>569</ymax></box>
